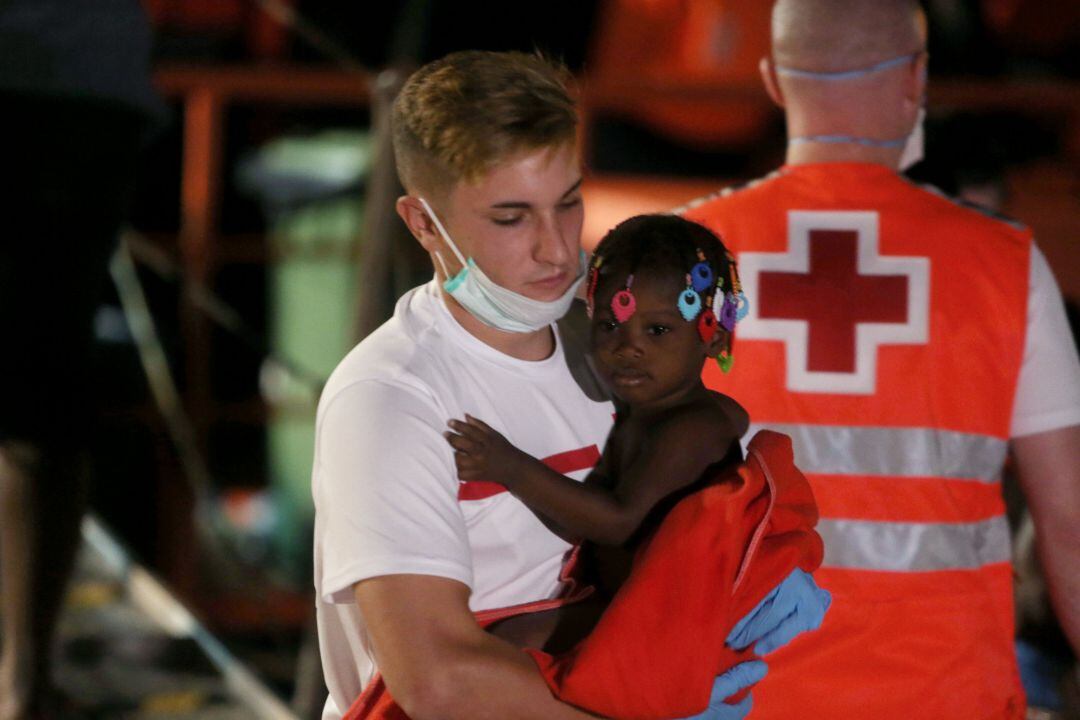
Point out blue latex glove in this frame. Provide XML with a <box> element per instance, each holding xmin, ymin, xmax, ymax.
<box><xmin>678</xmin><ymin>661</ymin><xmax>768</xmax><ymax>720</ymax></box>
<box><xmin>726</xmin><ymin>568</ymin><xmax>831</xmax><ymax>655</ymax></box>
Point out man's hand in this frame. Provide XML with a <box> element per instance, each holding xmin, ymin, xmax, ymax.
<box><xmin>727</xmin><ymin>568</ymin><xmax>831</xmax><ymax>655</ymax></box>
<box><xmin>672</xmin><ymin>570</ymin><xmax>827</xmax><ymax>720</ymax></box>
<box><xmin>679</xmin><ymin>661</ymin><xmax>768</xmax><ymax>720</ymax></box>
<box><xmin>446</xmin><ymin>414</ymin><xmax>529</xmax><ymax>486</ymax></box>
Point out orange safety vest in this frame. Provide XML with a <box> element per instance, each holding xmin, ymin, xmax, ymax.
<box><xmin>683</xmin><ymin>162</ymin><xmax>1030</xmax><ymax>719</ymax></box>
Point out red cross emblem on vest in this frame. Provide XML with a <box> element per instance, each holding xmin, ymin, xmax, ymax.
<box><xmin>737</xmin><ymin>211</ymin><xmax>929</xmax><ymax>394</ymax></box>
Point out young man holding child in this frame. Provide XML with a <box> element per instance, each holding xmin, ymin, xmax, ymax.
<box><xmin>312</xmin><ymin>51</ymin><xmax>827</xmax><ymax>720</ymax></box>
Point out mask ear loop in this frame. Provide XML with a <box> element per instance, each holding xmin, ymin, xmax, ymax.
<box><xmin>418</xmin><ymin>197</ymin><xmax>469</xmax><ymax>276</ymax></box>
<box><xmin>432</xmin><ymin>247</ymin><xmax>452</xmax><ymax>279</ymax></box>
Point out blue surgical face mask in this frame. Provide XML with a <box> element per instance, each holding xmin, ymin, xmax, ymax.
<box><xmin>419</xmin><ymin>197</ymin><xmax>587</xmax><ymax>334</ymax></box>
<box><xmin>775</xmin><ymin>51</ymin><xmax>926</xmax><ymax>170</ymax></box>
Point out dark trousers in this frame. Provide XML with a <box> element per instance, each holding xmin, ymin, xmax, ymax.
<box><xmin>0</xmin><ymin>92</ymin><xmax>145</xmax><ymax>448</ymax></box>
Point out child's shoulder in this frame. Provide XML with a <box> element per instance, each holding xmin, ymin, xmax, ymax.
<box><xmin>639</xmin><ymin>400</ymin><xmax>742</xmax><ymax>472</ymax></box>
<box><xmin>649</xmin><ymin>392</ymin><xmax>746</xmax><ymax>445</ymax></box>
<box><xmin>706</xmin><ymin>391</ymin><xmax>749</xmax><ymax>438</ymax></box>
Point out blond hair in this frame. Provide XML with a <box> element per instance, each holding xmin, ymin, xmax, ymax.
<box><xmin>392</xmin><ymin>51</ymin><xmax>577</xmax><ymax>195</ymax></box>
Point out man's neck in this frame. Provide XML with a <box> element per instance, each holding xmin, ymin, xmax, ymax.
<box><xmin>440</xmin><ymin>289</ymin><xmax>556</xmax><ymax>361</ymax></box>
<box><xmin>785</xmin><ymin>139</ymin><xmax>902</xmax><ymax>169</ymax></box>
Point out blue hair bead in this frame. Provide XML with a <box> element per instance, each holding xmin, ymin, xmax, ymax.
<box><xmin>678</xmin><ymin>289</ymin><xmax>702</xmax><ymax>321</ymax></box>
<box><xmin>735</xmin><ymin>291</ymin><xmax>750</xmax><ymax>321</ymax></box>
<box><xmin>691</xmin><ymin>261</ymin><xmax>714</xmax><ymax>292</ymax></box>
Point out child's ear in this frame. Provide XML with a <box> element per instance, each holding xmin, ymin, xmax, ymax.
<box><xmin>705</xmin><ymin>328</ymin><xmax>731</xmax><ymax>359</ymax></box>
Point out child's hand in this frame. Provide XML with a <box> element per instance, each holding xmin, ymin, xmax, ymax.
<box><xmin>445</xmin><ymin>414</ymin><xmax>525</xmax><ymax>486</ymax></box>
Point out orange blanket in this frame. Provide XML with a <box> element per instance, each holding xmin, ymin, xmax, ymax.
<box><xmin>345</xmin><ymin>430</ymin><xmax>823</xmax><ymax>720</ymax></box>
<box><xmin>526</xmin><ymin>430</ymin><xmax>823</xmax><ymax>719</ymax></box>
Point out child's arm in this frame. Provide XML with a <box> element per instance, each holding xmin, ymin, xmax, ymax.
<box><xmin>446</xmin><ymin>412</ymin><xmax>734</xmax><ymax>546</ymax></box>
<box><xmin>529</xmin><ymin>441</ymin><xmax>619</xmax><ymax>542</ymax></box>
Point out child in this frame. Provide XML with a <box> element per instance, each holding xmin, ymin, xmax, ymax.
<box><xmin>445</xmin><ymin>213</ymin><xmax>750</xmax><ymax>598</ymax></box>
<box><xmin>443</xmin><ymin>215</ymin><xmax>824</xmax><ymax>719</ymax></box>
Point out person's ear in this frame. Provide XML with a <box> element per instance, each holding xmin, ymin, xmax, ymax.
<box><xmin>759</xmin><ymin>56</ymin><xmax>785</xmax><ymax>108</ymax></box>
<box><xmin>396</xmin><ymin>195</ymin><xmax>440</xmax><ymax>252</ymax></box>
<box><xmin>903</xmin><ymin>52</ymin><xmax>928</xmax><ymax>112</ymax></box>
<box><xmin>705</xmin><ymin>327</ymin><xmax>731</xmax><ymax>360</ymax></box>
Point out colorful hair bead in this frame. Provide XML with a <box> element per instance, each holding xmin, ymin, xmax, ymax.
<box><xmin>677</xmin><ymin>273</ymin><xmax>702</xmax><ymax>321</ymax></box>
<box><xmin>734</xmin><ymin>291</ymin><xmax>750</xmax><ymax>321</ymax></box>
<box><xmin>726</xmin><ymin>251</ymin><xmax>743</xmax><ymax>295</ymax></box>
<box><xmin>691</xmin><ymin>248</ymin><xmax>714</xmax><ymax>292</ymax></box>
<box><xmin>717</xmin><ymin>349</ymin><xmax>734</xmax><ymax>373</ymax></box>
<box><xmin>697</xmin><ymin>309</ymin><xmax>717</xmax><ymax>343</ymax></box>
<box><xmin>612</xmin><ymin>274</ymin><xmax>636</xmax><ymax>323</ymax></box>
<box><xmin>719</xmin><ymin>293</ymin><xmax>738</xmax><ymax>332</ymax></box>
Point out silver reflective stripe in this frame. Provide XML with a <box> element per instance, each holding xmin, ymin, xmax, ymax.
<box><xmin>748</xmin><ymin>423</ymin><xmax>1007</xmax><ymax>482</ymax></box>
<box><xmin>819</xmin><ymin>516</ymin><xmax>1012</xmax><ymax>571</ymax></box>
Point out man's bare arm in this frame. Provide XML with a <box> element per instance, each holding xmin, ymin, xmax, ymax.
<box><xmin>354</xmin><ymin>574</ymin><xmax>601</xmax><ymax>720</ymax></box>
<box><xmin>1012</xmin><ymin>424</ymin><xmax>1080</xmax><ymax>654</ymax></box>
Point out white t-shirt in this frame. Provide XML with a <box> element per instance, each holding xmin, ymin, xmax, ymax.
<box><xmin>1010</xmin><ymin>245</ymin><xmax>1080</xmax><ymax>437</ymax></box>
<box><xmin>312</xmin><ymin>281</ymin><xmax>614</xmax><ymax>719</ymax></box>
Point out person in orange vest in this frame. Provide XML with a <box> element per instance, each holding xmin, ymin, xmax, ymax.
<box><xmin>681</xmin><ymin>0</ymin><xmax>1080</xmax><ymax>717</ymax></box>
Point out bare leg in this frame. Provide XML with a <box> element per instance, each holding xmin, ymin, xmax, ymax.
<box><xmin>0</xmin><ymin>442</ymin><xmax>87</xmax><ymax>720</ymax></box>
<box><xmin>487</xmin><ymin>594</ymin><xmax>607</xmax><ymax>654</ymax></box>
